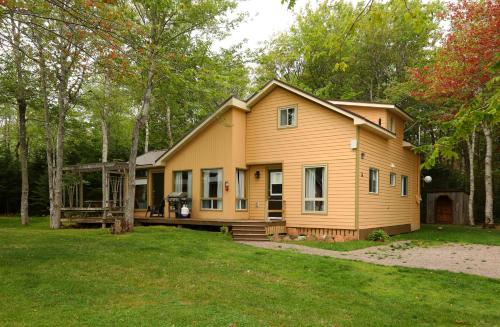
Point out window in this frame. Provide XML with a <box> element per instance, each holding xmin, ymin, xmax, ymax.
<box><xmin>135</xmin><ymin>169</ymin><xmax>148</xmax><ymax>209</ymax></box>
<box><xmin>401</xmin><ymin>175</ymin><xmax>408</xmax><ymax>196</ymax></box>
<box><xmin>201</xmin><ymin>169</ymin><xmax>223</xmax><ymax>210</ymax></box>
<box><xmin>269</xmin><ymin>171</ymin><xmax>282</xmax><ymax>196</ymax></box>
<box><xmin>369</xmin><ymin>168</ymin><xmax>379</xmax><ymax>194</ymax></box>
<box><xmin>235</xmin><ymin>169</ymin><xmax>247</xmax><ymax>210</ymax></box>
<box><xmin>174</xmin><ymin>170</ymin><xmax>192</xmax><ymax>208</ymax></box>
<box><xmin>278</xmin><ymin>106</ymin><xmax>297</xmax><ymax>128</ymax></box>
<box><xmin>389</xmin><ymin>116</ymin><xmax>396</xmax><ymax>133</ymax></box>
<box><xmin>304</xmin><ymin>166</ymin><xmax>326</xmax><ymax>213</ymax></box>
<box><xmin>390</xmin><ymin>172</ymin><xmax>396</xmax><ymax>187</ymax></box>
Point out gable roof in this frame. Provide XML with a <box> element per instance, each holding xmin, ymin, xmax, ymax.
<box><xmin>137</xmin><ymin>150</ymin><xmax>167</xmax><ymax>167</ymax></box>
<box><xmin>246</xmin><ymin>79</ymin><xmax>396</xmax><ymax>138</ymax></box>
<box><xmin>155</xmin><ymin>79</ymin><xmax>397</xmax><ymax>165</ymax></box>
<box><xmin>155</xmin><ymin>96</ymin><xmax>248</xmax><ymax>164</ymax></box>
<box><xmin>328</xmin><ymin>100</ymin><xmax>414</xmax><ymax>121</ymax></box>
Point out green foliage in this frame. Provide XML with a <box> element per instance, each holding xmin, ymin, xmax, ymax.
<box><xmin>255</xmin><ymin>0</ymin><xmax>442</xmax><ymax>101</ymax></box>
<box><xmin>367</xmin><ymin>229</ymin><xmax>390</xmax><ymax>242</ymax></box>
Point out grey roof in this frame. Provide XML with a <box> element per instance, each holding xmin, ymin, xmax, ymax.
<box><xmin>136</xmin><ymin>150</ymin><xmax>166</xmax><ymax>167</ymax></box>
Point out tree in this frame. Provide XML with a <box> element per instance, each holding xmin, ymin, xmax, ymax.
<box><xmin>255</xmin><ymin>0</ymin><xmax>441</xmax><ymax>101</ymax></box>
<box><xmin>411</xmin><ymin>0</ymin><xmax>499</xmax><ymax>226</ymax></box>
<box><xmin>117</xmin><ymin>0</ymin><xmax>240</xmax><ymax>227</ymax></box>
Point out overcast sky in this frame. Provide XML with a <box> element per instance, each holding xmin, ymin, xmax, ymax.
<box><xmin>214</xmin><ymin>0</ymin><xmax>314</xmax><ymax>51</ymax></box>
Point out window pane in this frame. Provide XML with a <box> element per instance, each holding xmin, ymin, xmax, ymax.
<box><xmin>280</xmin><ymin>109</ymin><xmax>287</xmax><ymax>126</ymax></box>
<box><xmin>288</xmin><ymin>108</ymin><xmax>295</xmax><ymax>126</ymax></box>
<box><xmin>271</xmin><ymin>184</ymin><xmax>282</xmax><ymax>195</ymax></box>
<box><xmin>315</xmin><ymin>167</ymin><xmax>324</xmax><ymax>197</ymax></box>
<box><xmin>315</xmin><ymin>201</ymin><xmax>324</xmax><ymax>211</ymax></box>
<box><xmin>202</xmin><ymin>199</ymin><xmax>211</xmax><ymax>209</ymax></box>
<box><xmin>236</xmin><ymin>169</ymin><xmax>245</xmax><ymax>199</ymax></box>
<box><xmin>369</xmin><ymin>169</ymin><xmax>378</xmax><ymax>193</ymax></box>
<box><xmin>305</xmin><ymin>200</ymin><xmax>314</xmax><ymax>211</ymax></box>
<box><xmin>135</xmin><ymin>184</ymin><xmax>147</xmax><ymax>209</ymax></box>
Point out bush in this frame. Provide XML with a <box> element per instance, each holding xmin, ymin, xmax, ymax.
<box><xmin>367</xmin><ymin>229</ymin><xmax>390</xmax><ymax>242</ymax></box>
<box><xmin>220</xmin><ymin>225</ymin><xmax>229</xmax><ymax>235</ymax></box>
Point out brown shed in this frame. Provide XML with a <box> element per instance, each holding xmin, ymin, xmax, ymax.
<box><xmin>426</xmin><ymin>191</ymin><xmax>469</xmax><ymax>224</ymax></box>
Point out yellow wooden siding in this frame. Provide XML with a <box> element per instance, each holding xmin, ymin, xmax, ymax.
<box><xmin>358</xmin><ymin>116</ymin><xmax>420</xmax><ymax>230</ymax></box>
<box><xmin>338</xmin><ymin>105</ymin><xmax>388</xmax><ymax>128</ymax></box>
<box><xmin>163</xmin><ymin>108</ymin><xmax>249</xmax><ymax>220</ymax></box>
<box><xmin>246</xmin><ymin>87</ymin><xmax>357</xmax><ymax>229</ymax></box>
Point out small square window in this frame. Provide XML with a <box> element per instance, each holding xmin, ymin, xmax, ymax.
<box><xmin>278</xmin><ymin>106</ymin><xmax>297</xmax><ymax>128</ymax></box>
<box><xmin>390</xmin><ymin>173</ymin><xmax>396</xmax><ymax>187</ymax></box>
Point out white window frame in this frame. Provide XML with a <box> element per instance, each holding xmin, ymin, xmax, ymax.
<box><xmin>369</xmin><ymin>168</ymin><xmax>379</xmax><ymax>194</ymax></box>
<box><xmin>201</xmin><ymin>168</ymin><xmax>223</xmax><ymax>210</ymax></box>
<box><xmin>389</xmin><ymin>116</ymin><xmax>396</xmax><ymax>133</ymax></box>
<box><xmin>269</xmin><ymin>171</ymin><xmax>283</xmax><ymax>196</ymax></box>
<box><xmin>303</xmin><ymin>164</ymin><xmax>327</xmax><ymax>214</ymax></box>
<box><xmin>278</xmin><ymin>106</ymin><xmax>297</xmax><ymax>128</ymax></box>
<box><xmin>401</xmin><ymin>175</ymin><xmax>408</xmax><ymax>197</ymax></box>
<box><xmin>389</xmin><ymin>172</ymin><xmax>396</xmax><ymax>187</ymax></box>
<box><xmin>235</xmin><ymin>169</ymin><xmax>247</xmax><ymax>211</ymax></box>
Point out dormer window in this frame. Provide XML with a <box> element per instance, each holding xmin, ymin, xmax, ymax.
<box><xmin>278</xmin><ymin>106</ymin><xmax>297</xmax><ymax>128</ymax></box>
<box><xmin>388</xmin><ymin>116</ymin><xmax>396</xmax><ymax>133</ymax></box>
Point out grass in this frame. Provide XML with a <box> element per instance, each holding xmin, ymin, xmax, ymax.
<box><xmin>1</xmin><ymin>217</ymin><xmax>499</xmax><ymax>326</ymax></box>
<box><xmin>283</xmin><ymin>224</ymin><xmax>500</xmax><ymax>252</ymax></box>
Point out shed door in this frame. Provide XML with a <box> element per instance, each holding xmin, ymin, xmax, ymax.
<box><xmin>436</xmin><ymin>196</ymin><xmax>453</xmax><ymax>224</ymax></box>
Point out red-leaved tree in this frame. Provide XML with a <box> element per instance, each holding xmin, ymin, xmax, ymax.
<box><xmin>411</xmin><ymin>0</ymin><xmax>499</xmax><ymax>226</ymax></box>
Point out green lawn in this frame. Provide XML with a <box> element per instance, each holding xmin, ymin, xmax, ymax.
<box><xmin>283</xmin><ymin>224</ymin><xmax>500</xmax><ymax>252</ymax></box>
<box><xmin>1</xmin><ymin>217</ymin><xmax>499</xmax><ymax>326</ymax></box>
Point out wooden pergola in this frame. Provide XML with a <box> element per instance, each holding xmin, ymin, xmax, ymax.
<box><xmin>61</xmin><ymin>162</ymin><xmax>128</xmax><ymax>225</ymax></box>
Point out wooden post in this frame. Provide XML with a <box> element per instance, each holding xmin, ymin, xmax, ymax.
<box><xmin>79</xmin><ymin>173</ymin><xmax>83</xmax><ymax>208</ymax></box>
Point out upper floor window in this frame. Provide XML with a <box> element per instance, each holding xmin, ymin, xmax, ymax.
<box><xmin>278</xmin><ymin>106</ymin><xmax>297</xmax><ymax>128</ymax></box>
<box><xmin>388</xmin><ymin>116</ymin><xmax>396</xmax><ymax>133</ymax></box>
<box><xmin>401</xmin><ymin>175</ymin><xmax>408</xmax><ymax>196</ymax></box>
<box><xmin>369</xmin><ymin>168</ymin><xmax>379</xmax><ymax>194</ymax></box>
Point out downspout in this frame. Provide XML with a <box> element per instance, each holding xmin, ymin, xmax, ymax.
<box><xmin>355</xmin><ymin>126</ymin><xmax>360</xmax><ymax>238</ymax></box>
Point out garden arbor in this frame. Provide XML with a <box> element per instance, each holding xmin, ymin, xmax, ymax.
<box><xmin>61</xmin><ymin>162</ymin><xmax>128</xmax><ymax>225</ymax></box>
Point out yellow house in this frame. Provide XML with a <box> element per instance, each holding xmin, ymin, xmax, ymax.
<box><xmin>135</xmin><ymin>79</ymin><xmax>420</xmax><ymax>240</ymax></box>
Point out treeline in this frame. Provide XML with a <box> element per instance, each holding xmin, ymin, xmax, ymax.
<box><xmin>0</xmin><ymin>0</ymin><xmax>497</xmax><ymax>227</ymax></box>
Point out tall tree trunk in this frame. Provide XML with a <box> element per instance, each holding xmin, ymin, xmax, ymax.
<box><xmin>482</xmin><ymin>123</ymin><xmax>493</xmax><ymax>226</ymax></box>
<box><xmin>125</xmin><ymin>65</ymin><xmax>155</xmax><ymax>226</ymax></box>
<box><xmin>144</xmin><ymin>119</ymin><xmax>149</xmax><ymax>153</ymax></box>
<box><xmin>466</xmin><ymin>131</ymin><xmax>476</xmax><ymax>226</ymax></box>
<box><xmin>52</xmin><ymin>56</ymin><xmax>70</xmax><ymax>229</ymax></box>
<box><xmin>101</xmin><ymin>80</ymin><xmax>110</xmax><ymax>210</ymax></box>
<box><xmin>39</xmin><ymin>47</ymin><xmax>55</xmax><ymax>223</ymax></box>
<box><xmin>10</xmin><ymin>16</ymin><xmax>29</xmax><ymax>225</ymax></box>
<box><xmin>166</xmin><ymin>104</ymin><xmax>173</xmax><ymax>148</ymax></box>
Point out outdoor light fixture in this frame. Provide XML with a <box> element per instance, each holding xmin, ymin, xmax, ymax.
<box><xmin>225</xmin><ymin>181</ymin><xmax>229</xmax><ymax>191</ymax></box>
<box><xmin>254</xmin><ymin>170</ymin><xmax>261</xmax><ymax>179</ymax></box>
<box><xmin>423</xmin><ymin>176</ymin><xmax>432</xmax><ymax>184</ymax></box>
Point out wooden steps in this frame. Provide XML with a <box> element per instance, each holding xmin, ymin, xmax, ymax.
<box><xmin>232</xmin><ymin>222</ymin><xmax>269</xmax><ymax>241</ymax></box>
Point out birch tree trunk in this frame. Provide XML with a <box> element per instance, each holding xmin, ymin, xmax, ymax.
<box><xmin>125</xmin><ymin>65</ymin><xmax>155</xmax><ymax>226</ymax></box>
<box><xmin>52</xmin><ymin>51</ymin><xmax>70</xmax><ymax>229</ymax></box>
<box><xmin>166</xmin><ymin>104</ymin><xmax>173</xmax><ymax>148</ymax></box>
<box><xmin>482</xmin><ymin>123</ymin><xmax>494</xmax><ymax>226</ymax></box>
<box><xmin>144</xmin><ymin>119</ymin><xmax>149</xmax><ymax>153</ymax></box>
<box><xmin>101</xmin><ymin>80</ymin><xmax>110</xmax><ymax>210</ymax></box>
<box><xmin>465</xmin><ymin>131</ymin><xmax>476</xmax><ymax>226</ymax></box>
<box><xmin>10</xmin><ymin>16</ymin><xmax>29</xmax><ymax>225</ymax></box>
<box><xmin>38</xmin><ymin>43</ymin><xmax>55</xmax><ymax>223</ymax></box>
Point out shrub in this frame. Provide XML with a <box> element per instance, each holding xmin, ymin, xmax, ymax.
<box><xmin>220</xmin><ymin>225</ymin><xmax>229</xmax><ymax>235</ymax></box>
<box><xmin>367</xmin><ymin>229</ymin><xmax>390</xmax><ymax>242</ymax></box>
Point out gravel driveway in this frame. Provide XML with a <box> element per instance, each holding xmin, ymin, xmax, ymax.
<box><xmin>239</xmin><ymin>241</ymin><xmax>500</xmax><ymax>279</ymax></box>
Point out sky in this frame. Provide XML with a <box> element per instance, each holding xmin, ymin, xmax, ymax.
<box><xmin>213</xmin><ymin>0</ymin><xmax>313</xmax><ymax>51</ymax></box>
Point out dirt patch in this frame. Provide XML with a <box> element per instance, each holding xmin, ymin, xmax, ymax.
<box><xmin>239</xmin><ymin>241</ymin><xmax>500</xmax><ymax>279</ymax></box>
